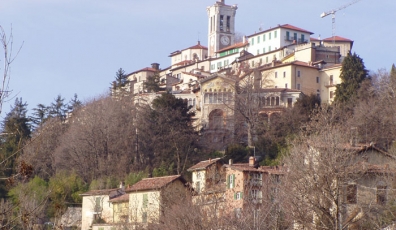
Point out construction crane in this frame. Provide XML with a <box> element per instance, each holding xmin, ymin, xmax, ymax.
<box><xmin>320</xmin><ymin>0</ymin><xmax>361</xmax><ymax>44</ymax></box>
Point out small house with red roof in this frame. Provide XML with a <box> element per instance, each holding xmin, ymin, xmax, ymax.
<box><xmin>126</xmin><ymin>175</ymin><xmax>189</xmax><ymax>225</ymax></box>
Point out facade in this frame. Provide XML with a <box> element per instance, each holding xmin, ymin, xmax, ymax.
<box><xmin>126</xmin><ymin>175</ymin><xmax>188</xmax><ymax>225</ymax></box>
<box><xmin>80</xmin><ymin>187</ymin><xmax>125</xmax><ymax>230</ymax></box>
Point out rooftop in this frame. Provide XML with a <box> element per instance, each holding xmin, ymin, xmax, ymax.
<box><xmin>187</xmin><ymin>158</ymin><xmax>222</xmax><ymax>171</ymax></box>
<box><xmin>126</xmin><ymin>175</ymin><xmax>186</xmax><ymax>192</ymax></box>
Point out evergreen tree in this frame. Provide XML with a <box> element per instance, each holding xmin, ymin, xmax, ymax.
<box><xmin>0</xmin><ymin>98</ymin><xmax>31</xmax><ymax>197</ymax></box>
<box><xmin>390</xmin><ymin>63</ymin><xmax>396</xmax><ymax>86</ymax></box>
<box><xmin>30</xmin><ymin>103</ymin><xmax>49</xmax><ymax>129</ymax></box>
<box><xmin>67</xmin><ymin>93</ymin><xmax>82</xmax><ymax>112</ymax></box>
<box><xmin>49</xmin><ymin>95</ymin><xmax>67</xmax><ymax>120</ymax></box>
<box><xmin>334</xmin><ymin>52</ymin><xmax>368</xmax><ymax>104</ymax></box>
<box><xmin>114</xmin><ymin>68</ymin><xmax>128</xmax><ymax>88</ymax></box>
<box><xmin>144</xmin><ymin>73</ymin><xmax>161</xmax><ymax>93</ymax></box>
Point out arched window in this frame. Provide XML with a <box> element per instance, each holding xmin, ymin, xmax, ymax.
<box><xmin>266</xmin><ymin>97</ymin><xmax>270</xmax><ymax>106</ymax></box>
<box><xmin>271</xmin><ymin>97</ymin><xmax>275</xmax><ymax>106</ymax></box>
<box><xmin>213</xmin><ymin>90</ymin><xmax>218</xmax><ymax>104</ymax></box>
<box><xmin>204</xmin><ymin>94</ymin><xmax>209</xmax><ymax>104</ymax></box>
<box><xmin>276</xmin><ymin>97</ymin><xmax>280</xmax><ymax>106</ymax></box>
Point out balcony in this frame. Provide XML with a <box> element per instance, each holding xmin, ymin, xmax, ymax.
<box><xmin>284</xmin><ymin>36</ymin><xmax>308</xmax><ymax>44</ymax></box>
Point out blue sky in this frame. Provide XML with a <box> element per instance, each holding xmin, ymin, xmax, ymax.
<box><xmin>0</xmin><ymin>0</ymin><xmax>394</xmax><ymax>117</ymax></box>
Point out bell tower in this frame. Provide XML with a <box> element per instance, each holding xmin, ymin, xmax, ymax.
<box><xmin>207</xmin><ymin>0</ymin><xmax>238</xmax><ymax>58</ymax></box>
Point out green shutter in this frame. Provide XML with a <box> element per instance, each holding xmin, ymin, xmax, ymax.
<box><xmin>240</xmin><ymin>192</ymin><xmax>243</xmax><ymax>199</ymax></box>
<box><xmin>227</xmin><ymin>175</ymin><xmax>230</xmax><ymax>189</ymax></box>
<box><xmin>143</xmin><ymin>194</ymin><xmax>148</xmax><ymax>208</ymax></box>
<box><xmin>234</xmin><ymin>193</ymin><xmax>236</xmax><ymax>200</ymax></box>
<box><xmin>233</xmin><ymin>174</ymin><xmax>235</xmax><ymax>188</ymax></box>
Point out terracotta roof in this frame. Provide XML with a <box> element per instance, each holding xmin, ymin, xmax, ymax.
<box><xmin>80</xmin><ymin>188</ymin><xmax>118</xmax><ymax>196</ymax></box>
<box><xmin>183</xmin><ymin>41</ymin><xmax>208</xmax><ymax>51</ymax></box>
<box><xmin>248</xmin><ymin>24</ymin><xmax>313</xmax><ymax>37</ymax></box>
<box><xmin>323</xmin><ymin>36</ymin><xmax>353</xmax><ymax>42</ymax></box>
<box><xmin>310</xmin><ymin>37</ymin><xmax>320</xmax><ymax>41</ymax></box>
<box><xmin>216</xmin><ymin>41</ymin><xmax>248</xmax><ymax>53</ymax></box>
<box><xmin>280</xmin><ymin>24</ymin><xmax>313</xmax><ymax>34</ymax></box>
<box><xmin>169</xmin><ymin>50</ymin><xmax>181</xmax><ymax>57</ymax></box>
<box><xmin>225</xmin><ymin>163</ymin><xmax>285</xmax><ymax>174</ymax></box>
<box><xmin>173</xmin><ymin>60</ymin><xmax>195</xmax><ymax>66</ymax></box>
<box><xmin>125</xmin><ymin>175</ymin><xmax>186</xmax><ymax>192</ymax></box>
<box><xmin>187</xmin><ymin>158</ymin><xmax>222</xmax><ymax>171</ymax></box>
<box><xmin>109</xmin><ymin>193</ymin><xmax>129</xmax><ymax>203</ymax></box>
<box><xmin>127</xmin><ymin>67</ymin><xmax>157</xmax><ymax>76</ymax></box>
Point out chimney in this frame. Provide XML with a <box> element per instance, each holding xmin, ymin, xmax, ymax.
<box><xmin>229</xmin><ymin>159</ymin><xmax>233</xmax><ymax>165</ymax></box>
<box><xmin>249</xmin><ymin>156</ymin><xmax>255</xmax><ymax>167</ymax></box>
<box><xmin>119</xmin><ymin>181</ymin><xmax>125</xmax><ymax>190</ymax></box>
<box><xmin>151</xmin><ymin>63</ymin><xmax>160</xmax><ymax>70</ymax></box>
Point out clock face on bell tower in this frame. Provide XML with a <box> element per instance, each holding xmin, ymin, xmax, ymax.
<box><xmin>207</xmin><ymin>0</ymin><xmax>238</xmax><ymax>57</ymax></box>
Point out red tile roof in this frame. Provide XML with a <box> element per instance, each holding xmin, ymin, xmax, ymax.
<box><xmin>109</xmin><ymin>193</ymin><xmax>129</xmax><ymax>203</ymax></box>
<box><xmin>80</xmin><ymin>188</ymin><xmax>119</xmax><ymax>196</ymax></box>
<box><xmin>216</xmin><ymin>41</ymin><xmax>248</xmax><ymax>53</ymax></box>
<box><xmin>248</xmin><ymin>24</ymin><xmax>313</xmax><ymax>37</ymax></box>
<box><xmin>125</xmin><ymin>175</ymin><xmax>186</xmax><ymax>192</ymax></box>
<box><xmin>310</xmin><ymin>37</ymin><xmax>320</xmax><ymax>41</ymax></box>
<box><xmin>280</xmin><ymin>24</ymin><xmax>313</xmax><ymax>34</ymax></box>
<box><xmin>322</xmin><ymin>36</ymin><xmax>353</xmax><ymax>42</ymax></box>
<box><xmin>225</xmin><ymin>163</ymin><xmax>285</xmax><ymax>174</ymax></box>
<box><xmin>187</xmin><ymin>158</ymin><xmax>222</xmax><ymax>171</ymax></box>
<box><xmin>183</xmin><ymin>41</ymin><xmax>208</xmax><ymax>51</ymax></box>
<box><xmin>173</xmin><ymin>60</ymin><xmax>195</xmax><ymax>66</ymax></box>
<box><xmin>127</xmin><ymin>67</ymin><xmax>157</xmax><ymax>76</ymax></box>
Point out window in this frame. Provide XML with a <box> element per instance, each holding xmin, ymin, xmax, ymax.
<box><xmin>263</xmin><ymin>48</ymin><xmax>266</xmax><ymax>53</ymax></box>
<box><xmin>377</xmin><ymin>186</ymin><xmax>387</xmax><ymax>205</ymax></box>
<box><xmin>142</xmin><ymin>211</ymin><xmax>148</xmax><ymax>223</ymax></box>
<box><xmin>217</xmin><ymin>62</ymin><xmax>222</xmax><ymax>69</ymax></box>
<box><xmin>269</xmin><ymin>46</ymin><xmax>271</xmax><ymax>52</ymax></box>
<box><xmin>330</xmin><ymin>91</ymin><xmax>334</xmax><ymax>99</ymax></box>
<box><xmin>275</xmin><ymin>72</ymin><xmax>277</xmax><ymax>78</ymax></box>
<box><xmin>263</xmin><ymin>34</ymin><xmax>266</xmax><ymax>41</ymax></box>
<box><xmin>283</xmin><ymin>71</ymin><xmax>286</xmax><ymax>78</ymax></box>
<box><xmin>287</xmin><ymin>98</ymin><xmax>293</xmax><ymax>108</ymax></box>
<box><xmin>234</xmin><ymin>208</ymin><xmax>242</xmax><ymax>218</ymax></box>
<box><xmin>196</xmin><ymin>182</ymin><xmax>201</xmax><ymax>193</ymax></box>
<box><xmin>274</xmin><ymin>31</ymin><xmax>277</xmax><ymax>38</ymax></box>
<box><xmin>316</xmin><ymin>76</ymin><xmax>319</xmax><ymax>83</ymax></box>
<box><xmin>286</xmin><ymin>31</ymin><xmax>290</xmax><ymax>40</ymax></box>
<box><xmin>293</xmin><ymin>32</ymin><xmax>297</xmax><ymax>41</ymax></box>
<box><xmin>235</xmin><ymin>192</ymin><xmax>243</xmax><ymax>200</ymax></box>
<box><xmin>220</xmin><ymin>15</ymin><xmax>224</xmax><ymax>32</ymax></box>
<box><xmin>285</xmin><ymin>83</ymin><xmax>288</xmax><ymax>88</ymax></box>
<box><xmin>95</xmin><ymin>197</ymin><xmax>101</xmax><ymax>211</ymax></box>
<box><xmin>211</xmin><ymin>64</ymin><xmax>215</xmax><ymax>70</ymax></box>
<box><xmin>346</xmin><ymin>184</ymin><xmax>357</xmax><ymax>204</ymax></box>
<box><xmin>143</xmin><ymin>194</ymin><xmax>148</xmax><ymax>208</ymax></box>
<box><xmin>297</xmin><ymin>83</ymin><xmax>301</xmax><ymax>90</ymax></box>
<box><xmin>226</xmin><ymin>16</ymin><xmax>230</xmax><ymax>32</ymax></box>
<box><xmin>266</xmin><ymin>56</ymin><xmax>268</xmax><ymax>63</ymax></box>
<box><xmin>297</xmin><ymin>70</ymin><xmax>301</xmax><ymax>77</ymax></box>
<box><xmin>257</xmin><ymin>49</ymin><xmax>259</xmax><ymax>55</ymax></box>
<box><xmin>330</xmin><ymin>75</ymin><xmax>334</xmax><ymax>85</ymax></box>
<box><xmin>301</xmin><ymin>34</ymin><xmax>305</xmax><ymax>42</ymax></box>
<box><xmin>250</xmin><ymin>173</ymin><xmax>262</xmax><ymax>186</ymax></box>
<box><xmin>257</xmin><ymin>36</ymin><xmax>260</xmax><ymax>43</ymax></box>
<box><xmin>227</xmin><ymin>174</ymin><xmax>235</xmax><ymax>189</ymax></box>
<box><xmin>251</xmin><ymin>38</ymin><xmax>254</xmax><ymax>45</ymax></box>
<box><xmin>269</xmin><ymin>32</ymin><xmax>272</xmax><ymax>40</ymax></box>
<box><xmin>250</xmin><ymin>189</ymin><xmax>263</xmax><ymax>203</ymax></box>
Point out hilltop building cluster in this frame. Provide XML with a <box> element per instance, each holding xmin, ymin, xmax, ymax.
<box><xmin>112</xmin><ymin>0</ymin><xmax>353</xmax><ymax>149</ymax></box>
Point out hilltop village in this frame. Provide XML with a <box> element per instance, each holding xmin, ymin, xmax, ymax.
<box><xmin>4</xmin><ymin>0</ymin><xmax>396</xmax><ymax>229</ymax></box>
<box><xmin>77</xmin><ymin>1</ymin><xmax>396</xmax><ymax>230</ymax></box>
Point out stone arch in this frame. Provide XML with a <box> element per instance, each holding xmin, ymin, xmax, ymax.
<box><xmin>209</xmin><ymin>109</ymin><xmax>224</xmax><ymax>129</ymax></box>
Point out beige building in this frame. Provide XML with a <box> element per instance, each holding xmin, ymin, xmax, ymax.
<box><xmin>80</xmin><ymin>187</ymin><xmax>125</xmax><ymax>230</ymax></box>
<box><xmin>126</xmin><ymin>175</ymin><xmax>188</xmax><ymax>226</ymax></box>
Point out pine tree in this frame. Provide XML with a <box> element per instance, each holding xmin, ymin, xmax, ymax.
<box><xmin>114</xmin><ymin>68</ymin><xmax>128</xmax><ymax>88</ymax></box>
<box><xmin>0</xmin><ymin>98</ymin><xmax>31</xmax><ymax>197</ymax></box>
<box><xmin>49</xmin><ymin>95</ymin><xmax>67</xmax><ymax>120</ymax></box>
<box><xmin>334</xmin><ymin>52</ymin><xmax>368</xmax><ymax>104</ymax></box>
<box><xmin>390</xmin><ymin>63</ymin><xmax>396</xmax><ymax>86</ymax></box>
<box><xmin>30</xmin><ymin>103</ymin><xmax>49</xmax><ymax>129</ymax></box>
<box><xmin>144</xmin><ymin>73</ymin><xmax>161</xmax><ymax>93</ymax></box>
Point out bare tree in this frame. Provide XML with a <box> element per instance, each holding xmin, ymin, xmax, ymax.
<box><xmin>0</xmin><ymin>26</ymin><xmax>23</xmax><ymax>115</ymax></box>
